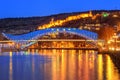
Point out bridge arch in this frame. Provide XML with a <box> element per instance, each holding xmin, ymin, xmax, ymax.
<box><xmin>2</xmin><ymin>28</ymin><xmax>98</xmax><ymax>49</ymax></box>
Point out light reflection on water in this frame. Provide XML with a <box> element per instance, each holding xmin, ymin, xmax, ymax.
<box><xmin>0</xmin><ymin>50</ymin><xmax>120</xmax><ymax>80</ymax></box>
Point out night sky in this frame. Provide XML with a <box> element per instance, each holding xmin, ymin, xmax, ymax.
<box><xmin>0</xmin><ymin>0</ymin><xmax>120</xmax><ymax>18</ymax></box>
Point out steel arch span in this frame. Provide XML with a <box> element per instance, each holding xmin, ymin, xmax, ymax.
<box><xmin>2</xmin><ymin>28</ymin><xmax>98</xmax><ymax>49</ymax></box>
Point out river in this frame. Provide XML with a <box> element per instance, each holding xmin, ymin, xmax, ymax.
<box><xmin>0</xmin><ymin>49</ymin><xmax>120</xmax><ymax>80</ymax></box>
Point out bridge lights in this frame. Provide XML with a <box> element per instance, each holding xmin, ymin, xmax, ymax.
<box><xmin>52</xmin><ymin>28</ymin><xmax>54</xmax><ymax>31</ymax></box>
<box><xmin>57</xmin><ymin>28</ymin><xmax>59</xmax><ymax>31</ymax></box>
<box><xmin>68</xmin><ymin>28</ymin><xmax>71</xmax><ymax>30</ymax></box>
<box><xmin>73</xmin><ymin>28</ymin><xmax>76</xmax><ymax>30</ymax></box>
<box><xmin>63</xmin><ymin>28</ymin><xmax>66</xmax><ymax>31</ymax></box>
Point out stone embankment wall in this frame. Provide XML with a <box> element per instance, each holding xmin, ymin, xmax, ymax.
<box><xmin>109</xmin><ymin>52</ymin><xmax>120</xmax><ymax>71</ymax></box>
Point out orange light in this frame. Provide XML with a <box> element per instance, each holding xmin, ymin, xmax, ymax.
<box><xmin>38</xmin><ymin>13</ymin><xmax>92</xmax><ymax>29</ymax></box>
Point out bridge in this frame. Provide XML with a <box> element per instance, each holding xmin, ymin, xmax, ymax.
<box><xmin>2</xmin><ymin>28</ymin><xmax>98</xmax><ymax>49</ymax></box>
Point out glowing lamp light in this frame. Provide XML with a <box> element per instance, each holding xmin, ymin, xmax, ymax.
<box><xmin>57</xmin><ymin>29</ymin><xmax>59</xmax><ymax>31</ymax></box>
<box><xmin>111</xmin><ymin>48</ymin><xmax>115</xmax><ymax>51</ymax></box>
<box><xmin>68</xmin><ymin>28</ymin><xmax>71</xmax><ymax>30</ymax></box>
<box><xmin>107</xmin><ymin>41</ymin><xmax>111</xmax><ymax>44</ymax></box>
<box><xmin>102</xmin><ymin>13</ymin><xmax>109</xmax><ymax>17</ymax></box>
<box><xmin>102</xmin><ymin>47</ymin><xmax>106</xmax><ymax>50</ymax></box>
<box><xmin>52</xmin><ymin>28</ymin><xmax>54</xmax><ymax>31</ymax></box>
<box><xmin>109</xmin><ymin>47</ymin><xmax>115</xmax><ymax>51</ymax></box>
<box><xmin>113</xmin><ymin>15</ymin><xmax>118</xmax><ymax>17</ymax></box>
<box><xmin>116</xmin><ymin>48</ymin><xmax>120</xmax><ymax>51</ymax></box>
<box><xmin>63</xmin><ymin>28</ymin><xmax>66</xmax><ymax>31</ymax></box>
<box><xmin>73</xmin><ymin>28</ymin><xmax>76</xmax><ymax>30</ymax></box>
<box><xmin>37</xmin><ymin>13</ymin><xmax>91</xmax><ymax>29</ymax></box>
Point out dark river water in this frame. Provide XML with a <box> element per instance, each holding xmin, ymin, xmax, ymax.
<box><xmin>0</xmin><ymin>49</ymin><xmax>120</xmax><ymax>80</ymax></box>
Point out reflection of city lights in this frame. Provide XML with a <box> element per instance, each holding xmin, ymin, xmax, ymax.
<box><xmin>9</xmin><ymin>51</ymin><xmax>12</xmax><ymax>57</ymax></box>
<box><xmin>9</xmin><ymin>53</ymin><xmax>13</xmax><ymax>80</ymax></box>
<box><xmin>62</xmin><ymin>49</ymin><xmax>64</xmax><ymax>53</ymax></box>
<box><xmin>98</xmin><ymin>54</ymin><xmax>103</xmax><ymax>80</ymax></box>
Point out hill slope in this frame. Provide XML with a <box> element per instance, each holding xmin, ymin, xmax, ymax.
<box><xmin>0</xmin><ymin>10</ymin><xmax>120</xmax><ymax>40</ymax></box>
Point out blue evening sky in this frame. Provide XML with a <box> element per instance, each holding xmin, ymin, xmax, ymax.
<box><xmin>0</xmin><ymin>0</ymin><xmax>120</xmax><ymax>18</ymax></box>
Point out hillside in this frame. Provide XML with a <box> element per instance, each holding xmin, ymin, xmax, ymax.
<box><xmin>0</xmin><ymin>10</ymin><xmax>120</xmax><ymax>40</ymax></box>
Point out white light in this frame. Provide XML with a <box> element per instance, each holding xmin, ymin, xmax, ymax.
<box><xmin>68</xmin><ymin>28</ymin><xmax>71</xmax><ymax>30</ymax></box>
<box><xmin>57</xmin><ymin>29</ymin><xmax>59</xmax><ymax>31</ymax></box>
<box><xmin>52</xmin><ymin>28</ymin><xmax>54</xmax><ymax>31</ymax></box>
<box><xmin>63</xmin><ymin>29</ymin><xmax>66</xmax><ymax>31</ymax></box>
<box><xmin>73</xmin><ymin>28</ymin><xmax>76</xmax><ymax>30</ymax></box>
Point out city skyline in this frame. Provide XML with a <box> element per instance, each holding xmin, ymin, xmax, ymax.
<box><xmin>0</xmin><ymin>0</ymin><xmax>120</xmax><ymax>18</ymax></box>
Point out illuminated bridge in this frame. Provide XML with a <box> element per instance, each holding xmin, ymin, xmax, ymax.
<box><xmin>2</xmin><ymin>28</ymin><xmax>98</xmax><ymax>49</ymax></box>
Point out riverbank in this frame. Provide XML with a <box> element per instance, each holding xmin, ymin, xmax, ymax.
<box><xmin>98</xmin><ymin>51</ymin><xmax>120</xmax><ymax>72</ymax></box>
<box><xmin>109</xmin><ymin>52</ymin><xmax>120</xmax><ymax>71</ymax></box>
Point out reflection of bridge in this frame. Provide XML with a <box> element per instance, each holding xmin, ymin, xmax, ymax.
<box><xmin>2</xmin><ymin>28</ymin><xmax>98</xmax><ymax>49</ymax></box>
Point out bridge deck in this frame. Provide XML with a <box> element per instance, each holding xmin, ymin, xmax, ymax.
<box><xmin>0</xmin><ymin>39</ymin><xmax>104</xmax><ymax>42</ymax></box>
<box><xmin>29</xmin><ymin>47</ymin><xmax>98</xmax><ymax>50</ymax></box>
